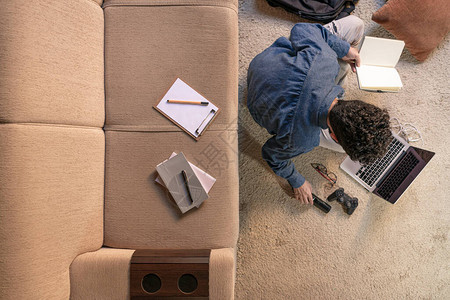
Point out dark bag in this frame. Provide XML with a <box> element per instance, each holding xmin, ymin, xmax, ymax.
<box><xmin>266</xmin><ymin>0</ymin><xmax>359</xmax><ymax>23</ymax></box>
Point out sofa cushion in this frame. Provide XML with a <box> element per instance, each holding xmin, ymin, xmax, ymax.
<box><xmin>103</xmin><ymin>0</ymin><xmax>238</xmax><ymax>131</ymax></box>
<box><xmin>0</xmin><ymin>124</ymin><xmax>105</xmax><ymax>299</ymax></box>
<box><xmin>0</xmin><ymin>0</ymin><xmax>104</xmax><ymax>127</ymax></box>
<box><xmin>104</xmin><ymin>130</ymin><xmax>239</xmax><ymax>249</ymax></box>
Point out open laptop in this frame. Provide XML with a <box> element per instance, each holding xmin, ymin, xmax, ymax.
<box><xmin>340</xmin><ymin>133</ymin><xmax>434</xmax><ymax>204</ymax></box>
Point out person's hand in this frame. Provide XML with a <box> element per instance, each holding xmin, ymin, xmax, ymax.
<box><xmin>293</xmin><ymin>181</ymin><xmax>314</xmax><ymax>205</ymax></box>
<box><xmin>342</xmin><ymin>47</ymin><xmax>360</xmax><ymax>73</ymax></box>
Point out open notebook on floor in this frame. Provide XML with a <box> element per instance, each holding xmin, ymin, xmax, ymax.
<box><xmin>356</xmin><ymin>36</ymin><xmax>405</xmax><ymax>92</ymax></box>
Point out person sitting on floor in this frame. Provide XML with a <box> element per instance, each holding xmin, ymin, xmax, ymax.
<box><xmin>246</xmin><ymin>16</ymin><xmax>392</xmax><ymax>205</ymax></box>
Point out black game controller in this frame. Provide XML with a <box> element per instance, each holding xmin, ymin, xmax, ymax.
<box><xmin>327</xmin><ymin>188</ymin><xmax>358</xmax><ymax>215</ymax></box>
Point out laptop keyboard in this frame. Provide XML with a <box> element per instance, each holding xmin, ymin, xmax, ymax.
<box><xmin>356</xmin><ymin>138</ymin><xmax>404</xmax><ymax>187</ymax></box>
<box><xmin>376</xmin><ymin>151</ymin><xmax>420</xmax><ymax>199</ymax></box>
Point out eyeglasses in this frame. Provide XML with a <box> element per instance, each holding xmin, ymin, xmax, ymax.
<box><xmin>311</xmin><ymin>163</ymin><xmax>337</xmax><ymax>187</ymax></box>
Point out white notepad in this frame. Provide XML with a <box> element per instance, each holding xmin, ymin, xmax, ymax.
<box><xmin>154</xmin><ymin>78</ymin><xmax>219</xmax><ymax>140</ymax></box>
<box><xmin>356</xmin><ymin>36</ymin><xmax>405</xmax><ymax>92</ymax></box>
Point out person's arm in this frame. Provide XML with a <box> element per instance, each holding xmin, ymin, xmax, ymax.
<box><xmin>289</xmin><ymin>23</ymin><xmax>350</xmax><ymax>59</ymax></box>
<box><xmin>262</xmin><ymin>136</ymin><xmax>313</xmax><ymax>204</ymax></box>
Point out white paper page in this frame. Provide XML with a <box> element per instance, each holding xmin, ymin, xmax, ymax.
<box><xmin>156</xmin><ymin>78</ymin><xmax>218</xmax><ymax>137</ymax></box>
<box><xmin>356</xmin><ymin>65</ymin><xmax>403</xmax><ymax>91</ymax></box>
<box><xmin>156</xmin><ymin>152</ymin><xmax>216</xmax><ymax>193</ymax></box>
<box><xmin>359</xmin><ymin>36</ymin><xmax>405</xmax><ymax>68</ymax></box>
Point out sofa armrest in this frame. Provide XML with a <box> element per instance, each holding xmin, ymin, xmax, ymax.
<box><xmin>70</xmin><ymin>248</ymin><xmax>135</xmax><ymax>300</ymax></box>
<box><xmin>210</xmin><ymin>248</ymin><xmax>236</xmax><ymax>300</ymax></box>
<box><xmin>70</xmin><ymin>247</ymin><xmax>236</xmax><ymax>299</ymax></box>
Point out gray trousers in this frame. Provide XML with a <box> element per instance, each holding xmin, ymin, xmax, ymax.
<box><xmin>324</xmin><ymin>15</ymin><xmax>365</xmax><ymax>86</ymax></box>
<box><xmin>319</xmin><ymin>15</ymin><xmax>364</xmax><ymax>153</ymax></box>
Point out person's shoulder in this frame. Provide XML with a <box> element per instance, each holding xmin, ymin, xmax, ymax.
<box><xmin>264</xmin><ymin>36</ymin><xmax>293</xmax><ymax>53</ymax></box>
<box><xmin>248</xmin><ymin>37</ymin><xmax>294</xmax><ymax>70</ymax></box>
<box><xmin>290</xmin><ymin>23</ymin><xmax>325</xmax><ymax>36</ymax></box>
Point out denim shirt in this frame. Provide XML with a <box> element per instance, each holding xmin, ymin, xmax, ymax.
<box><xmin>247</xmin><ymin>23</ymin><xmax>350</xmax><ymax>188</ymax></box>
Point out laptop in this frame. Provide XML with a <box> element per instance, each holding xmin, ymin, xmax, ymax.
<box><xmin>340</xmin><ymin>133</ymin><xmax>434</xmax><ymax>204</ymax></box>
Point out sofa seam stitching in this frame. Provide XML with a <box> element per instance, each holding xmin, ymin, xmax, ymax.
<box><xmin>0</xmin><ymin>122</ymin><xmax>104</xmax><ymax>131</ymax></box>
<box><xmin>102</xmin><ymin>3</ymin><xmax>238</xmax><ymax>15</ymax></box>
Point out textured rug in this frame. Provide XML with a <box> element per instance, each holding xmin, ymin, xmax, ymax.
<box><xmin>236</xmin><ymin>0</ymin><xmax>450</xmax><ymax>299</ymax></box>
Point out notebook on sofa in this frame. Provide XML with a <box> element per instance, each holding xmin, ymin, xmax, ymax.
<box><xmin>356</xmin><ymin>36</ymin><xmax>405</xmax><ymax>92</ymax></box>
<box><xmin>156</xmin><ymin>152</ymin><xmax>209</xmax><ymax>213</ymax></box>
<box><xmin>155</xmin><ymin>152</ymin><xmax>216</xmax><ymax>194</ymax></box>
<box><xmin>154</xmin><ymin>78</ymin><xmax>220</xmax><ymax>140</ymax></box>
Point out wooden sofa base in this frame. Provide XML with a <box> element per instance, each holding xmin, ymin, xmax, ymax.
<box><xmin>130</xmin><ymin>249</ymin><xmax>210</xmax><ymax>299</ymax></box>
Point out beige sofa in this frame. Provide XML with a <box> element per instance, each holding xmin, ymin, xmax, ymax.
<box><xmin>0</xmin><ymin>0</ymin><xmax>239</xmax><ymax>299</ymax></box>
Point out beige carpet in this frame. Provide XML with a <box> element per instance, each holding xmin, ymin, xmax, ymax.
<box><xmin>236</xmin><ymin>0</ymin><xmax>450</xmax><ymax>299</ymax></box>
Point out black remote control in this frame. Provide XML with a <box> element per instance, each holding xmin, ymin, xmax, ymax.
<box><xmin>312</xmin><ymin>193</ymin><xmax>331</xmax><ymax>213</ymax></box>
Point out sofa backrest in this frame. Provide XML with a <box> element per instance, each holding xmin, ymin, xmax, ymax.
<box><xmin>0</xmin><ymin>0</ymin><xmax>105</xmax><ymax>299</ymax></box>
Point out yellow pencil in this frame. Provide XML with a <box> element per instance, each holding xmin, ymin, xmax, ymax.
<box><xmin>167</xmin><ymin>100</ymin><xmax>209</xmax><ymax>105</ymax></box>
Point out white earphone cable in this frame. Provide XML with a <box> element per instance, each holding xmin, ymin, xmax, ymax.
<box><xmin>390</xmin><ymin>117</ymin><xmax>424</xmax><ymax>146</ymax></box>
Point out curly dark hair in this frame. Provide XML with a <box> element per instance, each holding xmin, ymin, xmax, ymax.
<box><xmin>329</xmin><ymin>100</ymin><xmax>392</xmax><ymax>165</ymax></box>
